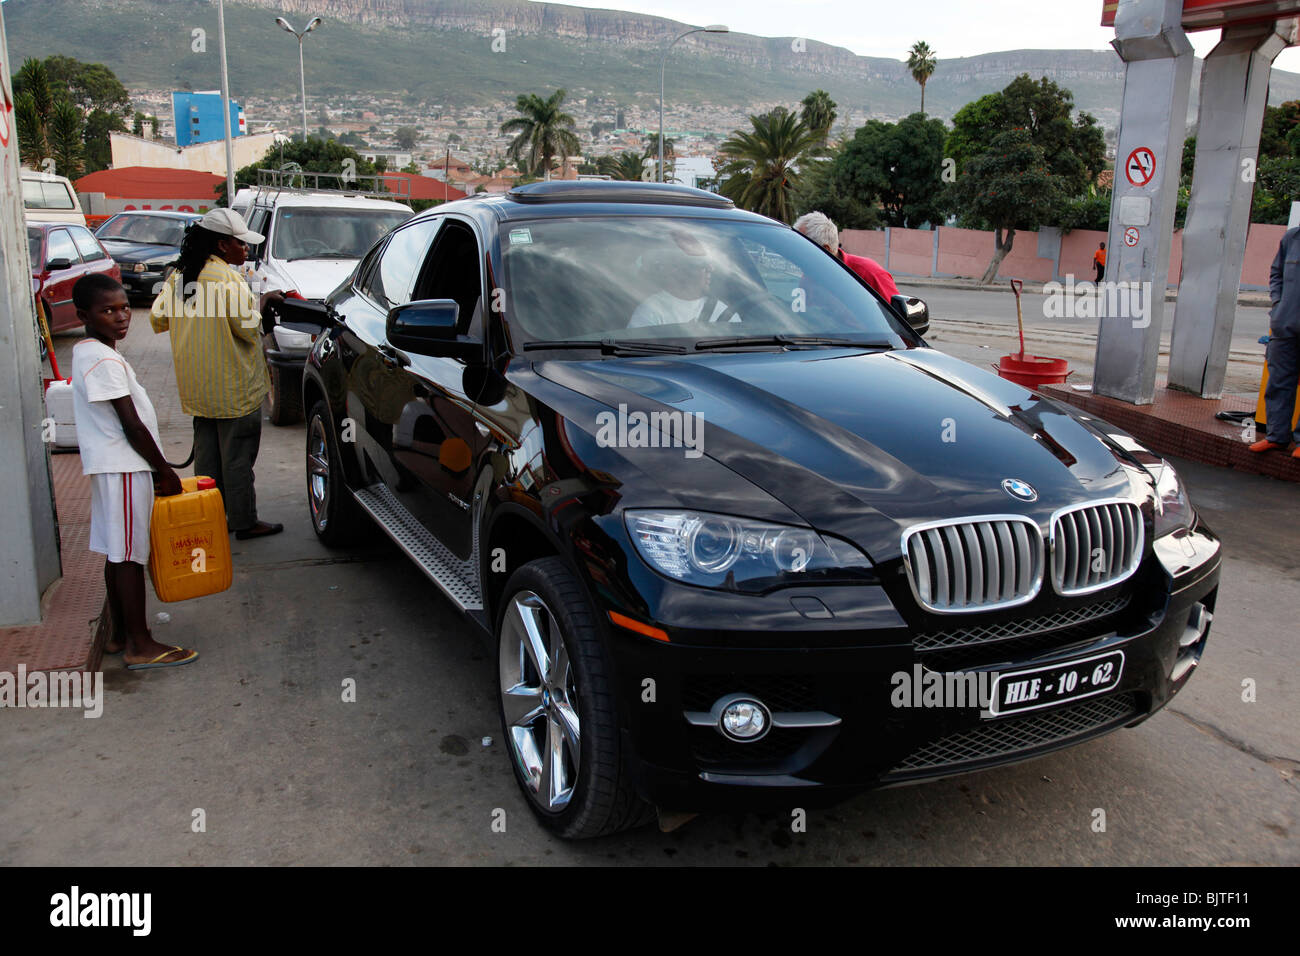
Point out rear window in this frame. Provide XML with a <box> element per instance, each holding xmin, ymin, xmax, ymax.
<box><xmin>97</xmin><ymin>215</ymin><xmax>189</xmax><ymax>246</ymax></box>
<box><xmin>23</xmin><ymin>178</ymin><xmax>77</xmax><ymax>210</ymax></box>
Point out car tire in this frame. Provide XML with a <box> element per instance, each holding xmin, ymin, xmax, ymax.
<box><xmin>306</xmin><ymin>399</ymin><xmax>365</xmax><ymax>547</ymax></box>
<box><xmin>266</xmin><ymin>359</ymin><xmax>303</xmax><ymax>425</ymax></box>
<box><xmin>496</xmin><ymin>557</ymin><xmax>654</xmax><ymax>839</ymax></box>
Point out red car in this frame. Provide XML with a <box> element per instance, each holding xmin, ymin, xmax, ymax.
<box><xmin>29</xmin><ymin>222</ymin><xmax>122</xmax><ymax>338</ymax></box>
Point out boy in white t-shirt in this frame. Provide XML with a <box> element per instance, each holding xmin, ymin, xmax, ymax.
<box><xmin>70</xmin><ymin>274</ymin><xmax>198</xmax><ymax>671</ymax></box>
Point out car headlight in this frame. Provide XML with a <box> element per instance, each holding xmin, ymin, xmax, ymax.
<box><xmin>132</xmin><ymin>262</ymin><xmax>146</xmax><ymax>273</ymax></box>
<box><xmin>1152</xmin><ymin>460</ymin><xmax>1194</xmax><ymax>537</ymax></box>
<box><xmin>625</xmin><ymin>509</ymin><xmax>873</xmax><ymax>591</ymax></box>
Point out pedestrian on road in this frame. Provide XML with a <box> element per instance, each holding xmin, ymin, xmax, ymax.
<box><xmin>150</xmin><ymin>208</ymin><xmax>287</xmax><ymax>537</ymax></box>
<box><xmin>794</xmin><ymin>212</ymin><xmax>899</xmax><ymax>300</ymax></box>
<box><xmin>1252</xmin><ymin>228</ymin><xmax>1300</xmax><ymax>457</ymax></box>
<box><xmin>71</xmin><ymin>274</ymin><xmax>198</xmax><ymax>670</ymax></box>
<box><xmin>1093</xmin><ymin>242</ymin><xmax>1106</xmax><ymax>282</ymax></box>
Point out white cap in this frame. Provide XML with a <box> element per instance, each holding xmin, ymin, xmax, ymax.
<box><xmin>200</xmin><ymin>207</ymin><xmax>264</xmax><ymax>244</ymax></box>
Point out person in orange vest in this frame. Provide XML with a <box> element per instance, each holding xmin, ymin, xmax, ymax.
<box><xmin>1093</xmin><ymin>242</ymin><xmax>1106</xmax><ymax>282</ymax></box>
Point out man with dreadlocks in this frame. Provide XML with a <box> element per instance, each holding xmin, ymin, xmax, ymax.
<box><xmin>150</xmin><ymin>208</ymin><xmax>286</xmax><ymax>539</ymax></box>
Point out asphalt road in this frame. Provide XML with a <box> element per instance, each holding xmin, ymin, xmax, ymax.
<box><xmin>3</xmin><ymin>304</ymin><xmax>1295</xmax><ymax>866</ymax></box>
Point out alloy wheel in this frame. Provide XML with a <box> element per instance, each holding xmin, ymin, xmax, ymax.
<box><xmin>307</xmin><ymin>415</ymin><xmax>330</xmax><ymax>532</ymax></box>
<box><xmin>498</xmin><ymin>590</ymin><xmax>581</xmax><ymax>812</ymax></box>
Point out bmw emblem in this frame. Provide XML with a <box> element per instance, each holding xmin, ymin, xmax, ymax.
<box><xmin>1002</xmin><ymin>478</ymin><xmax>1038</xmax><ymax>502</ymax></box>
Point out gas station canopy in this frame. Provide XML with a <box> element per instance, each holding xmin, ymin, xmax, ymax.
<box><xmin>1103</xmin><ymin>0</ymin><xmax>1300</xmax><ymax>30</ymax></box>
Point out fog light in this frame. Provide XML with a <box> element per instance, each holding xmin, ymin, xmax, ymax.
<box><xmin>720</xmin><ymin>698</ymin><xmax>770</xmax><ymax>741</ymax></box>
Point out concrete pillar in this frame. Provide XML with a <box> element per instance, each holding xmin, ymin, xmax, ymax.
<box><xmin>0</xmin><ymin>7</ymin><xmax>62</xmax><ymax>625</ymax></box>
<box><xmin>1093</xmin><ymin>0</ymin><xmax>1195</xmax><ymax>404</ymax></box>
<box><xmin>1169</xmin><ymin>20</ymin><xmax>1296</xmax><ymax>397</ymax></box>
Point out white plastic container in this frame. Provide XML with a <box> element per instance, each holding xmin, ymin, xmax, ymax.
<box><xmin>43</xmin><ymin>379</ymin><xmax>78</xmax><ymax>450</ymax></box>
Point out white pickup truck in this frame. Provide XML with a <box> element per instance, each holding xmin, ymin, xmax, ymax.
<box><xmin>241</xmin><ymin>188</ymin><xmax>412</xmax><ymax>423</ymax></box>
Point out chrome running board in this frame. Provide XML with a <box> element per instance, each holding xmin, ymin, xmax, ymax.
<box><xmin>352</xmin><ymin>484</ymin><xmax>483</xmax><ymax>611</ymax></box>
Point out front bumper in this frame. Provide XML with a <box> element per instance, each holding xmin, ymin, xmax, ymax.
<box><xmin>599</xmin><ymin>520</ymin><xmax>1220</xmax><ymax>811</ymax></box>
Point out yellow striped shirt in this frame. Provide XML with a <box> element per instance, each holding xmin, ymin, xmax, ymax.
<box><xmin>150</xmin><ymin>256</ymin><xmax>270</xmax><ymax>419</ymax></box>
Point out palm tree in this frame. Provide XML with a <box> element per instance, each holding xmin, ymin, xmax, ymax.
<box><xmin>906</xmin><ymin>41</ymin><xmax>938</xmax><ymax>115</ymax></box>
<box><xmin>717</xmin><ymin>109</ymin><xmax>822</xmax><ymax>223</ymax></box>
<box><xmin>14</xmin><ymin>58</ymin><xmax>54</xmax><ymax>168</ymax></box>
<box><xmin>597</xmin><ymin>151</ymin><xmax>652</xmax><ymax>181</ymax></box>
<box><xmin>500</xmin><ymin>89</ymin><xmax>582</xmax><ymax>181</ymax></box>
<box><xmin>800</xmin><ymin>90</ymin><xmax>837</xmax><ymax>148</ymax></box>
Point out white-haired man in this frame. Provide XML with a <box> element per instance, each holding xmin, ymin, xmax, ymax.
<box><xmin>794</xmin><ymin>211</ymin><xmax>899</xmax><ymax>301</ymax></box>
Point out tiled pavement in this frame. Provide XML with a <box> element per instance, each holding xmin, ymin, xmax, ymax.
<box><xmin>0</xmin><ymin>314</ymin><xmax>197</xmax><ymax>673</ymax></box>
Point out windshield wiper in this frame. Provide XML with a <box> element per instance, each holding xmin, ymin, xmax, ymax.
<box><xmin>523</xmin><ymin>338</ymin><xmax>689</xmax><ymax>355</ymax></box>
<box><xmin>694</xmin><ymin>334</ymin><xmax>894</xmax><ymax>351</ymax></box>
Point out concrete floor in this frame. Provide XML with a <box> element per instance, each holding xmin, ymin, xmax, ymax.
<box><xmin>3</xmin><ymin>303</ymin><xmax>1295</xmax><ymax>865</ymax></box>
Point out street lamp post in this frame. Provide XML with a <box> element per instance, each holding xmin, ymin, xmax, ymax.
<box><xmin>276</xmin><ymin>16</ymin><xmax>322</xmax><ymax>142</ymax></box>
<box><xmin>659</xmin><ymin>24</ymin><xmax>728</xmax><ymax>183</ymax></box>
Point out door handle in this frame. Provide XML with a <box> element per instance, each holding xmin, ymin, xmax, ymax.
<box><xmin>377</xmin><ymin>343</ymin><xmax>411</xmax><ymax>368</ymax></box>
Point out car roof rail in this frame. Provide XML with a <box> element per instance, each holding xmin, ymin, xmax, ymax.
<box><xmin>253</xmin><ymin>167</ymin><xmax>412</xmax><ymax>203</ymax></box>
<box><xmin>505</xmin><ymin>180</ymin><xmax>733</xmax><ymax>208</ymax></box>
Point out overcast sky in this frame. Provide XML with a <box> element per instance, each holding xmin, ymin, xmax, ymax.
<box><xmin>553</xmin><ymin>0</ymin><xmax>1300</xmax><ymax>73</ymax></box>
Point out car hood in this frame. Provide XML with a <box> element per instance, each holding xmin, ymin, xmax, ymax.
<box><xmin>272</xmin><ymin>259</ymin><xmax>356</xmax><ymax>300</ymax></box>
<box><xmin>99</xmin><ymin>240</ymin><xmax>176</xmax><ymax>263</ymax></box>
<box><xmin>534</xmin><ymin>347</ymin><xmax>1141</xmax><ymax>561</ymax></box>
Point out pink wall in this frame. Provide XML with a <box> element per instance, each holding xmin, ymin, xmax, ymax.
<box><xmin>1243</xmin><ymin>223</ymin><xmax>1286</xmax><ymax>288</ymax></box>
<box><xmin>839</xmin><ymin>228</ymin><xmax>886</xmax><ymax>262</ymax></box>
<box><xmin>842</xmin><ymin>222</ymin><xmax>1278</xmax><ymax>289</ymax></box>
<box><xmin>889</xmin><ymin>227</ymin><xmax>934</xmax><ymax>276</ymax></box>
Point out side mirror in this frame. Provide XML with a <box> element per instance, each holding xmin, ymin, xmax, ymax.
<box><xmin>387</xmin><ymin>299</ymin><xmax>482</xmax><ymax>361</ymax></box>
<box><xmin>47</xmin><ymin>257</ymin><xmax>73</xmax><ymax>271</ymax></box>
<box><xmin>891</xmin><ymin>294</ymin><xmax>929</xmax><ymax>338</ymax></box>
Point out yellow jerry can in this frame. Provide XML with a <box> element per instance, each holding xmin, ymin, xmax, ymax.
<box><xmin>148</xmin><ymin>475</ymin><xmax>233</xmax><ymax>602</ymax></box>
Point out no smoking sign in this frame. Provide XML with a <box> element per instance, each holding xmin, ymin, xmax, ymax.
<box><xmin>1125</xmin><ymin>147</ymin><xmax>1155</xmax><ymax>187</ymax></box>
<box><xmin>1124</xmin><ymin>226</ymin><xmax>1140</xmax><ymax>247</ymax></box>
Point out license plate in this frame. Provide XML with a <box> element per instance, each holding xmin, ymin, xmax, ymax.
<box><xmin>985</xmin><ymin>650</ymin><xmax>1124</xmax><ymax>717</ymax></box>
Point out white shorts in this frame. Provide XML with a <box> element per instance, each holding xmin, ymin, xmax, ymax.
<box><xmin>89</xmin><ymin>471</ymin><xmax>154</xmax><ymax>565</ymax></box>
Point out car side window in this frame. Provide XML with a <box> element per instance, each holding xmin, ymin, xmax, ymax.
<box><xmin>69</xmin><ymin>226</ymin><xmax>107</xmax><ymax>262</ymax></box>
<box><xmin>369</xmin><ymin>217</ymin><xmax>441</xmax><ymax>311</ymax></box>
<box><xmin>414</xmin><ymin>219</ymin><xmax>483</xmax><ymax>337</ymax></box>
<box><xmin>245</xmin><ymin>208</ymin><xmax>270</xmax><ymax>260</ymax></box>
<box><xmin>45</xmin><ymin>229</ymin><xmax>79</xmax><ymax>267</ymax></box>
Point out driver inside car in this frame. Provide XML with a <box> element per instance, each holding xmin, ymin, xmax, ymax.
<box><xmin>628</xmin><ymin>247</ymin><xmax>741</xmax><ymax>327</ymax></box>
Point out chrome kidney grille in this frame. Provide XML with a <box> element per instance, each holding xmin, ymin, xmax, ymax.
<box><xmin>903</xmin><ymin>515</ymin><xmax>1044</xmax><ymax>614</ymax></box>
<box><xmin>1049</xmin><ymin>500</ymin><xmax>1143</xmax><ymax>596</ymax></box>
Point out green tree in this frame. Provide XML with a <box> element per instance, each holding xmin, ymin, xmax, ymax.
<box><xmin>950</xmin><ymin>129</ymin><xmax>1066</xmax><ymax>282</ymax></box>
<box><xmin>800</xmin><ymin>89</ymin><xmax>837</xmax><ymax>148</ymax></box>
<box><xmin>1259</xmin><ymin>101</ymin><xmax>1300</xmax><ymax>159</ymax></box>
<box><xmin>500</xmin><ymin>89</ymin><xmax>582</xmax><ymax>181</ymax></box>
<box><xmin>50</xmin><ymin>101</ymin><xmax>85</xmax><ymax>177</ymax></box>
<box><xmin>835</xmin><ymin>112</ymin><xmax>950</xmax><ymax>227</ymax></box>
<box><xmin>718</xmin><ymin>108</ymin><xmax>822</xmax><ymax>223</ymax></box>
<box><xmin>906</xmin><ymin>41</ymin><xmax>938</xmax><ymax>115</ymax></box>
<box><xmin>394</xmin><ymin>126</ymin><xmax>420</xmax><ymax>151</ymax></box>
<box><xmin>793</xmin><ymin>148</ymin><xmax>879</xmax><ymax>229</ymax></box>
<box><xmin>12</xmin><ymin>55</ymin><xmax>129</xmax><ymax>175</ymax></box>
<box><xmin>1058</xmin><ymin>186</ymin><xmax>1111</xmax><ymax>232</ymax></box>
<box><xmin>946</xmin><ymin>75</ymin><xmax>1105</xmax><ymax>199</ymax></box>
<box><xmin>1251</xmin><ymin>155</ymin><xmax>1300</xmax><ymax>224</ymax></box>
<box><xmin>226</xmin><ymin>139</ymin><xmax>384</xmax><ymax>204</ymax></box>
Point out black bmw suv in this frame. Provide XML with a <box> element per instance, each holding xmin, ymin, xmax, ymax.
<box><xmin>281</xmin><ymin>181</ymin><xmax>1220</xmax><ymax>838</ymax></box>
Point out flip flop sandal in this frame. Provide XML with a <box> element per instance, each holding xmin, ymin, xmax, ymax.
<box><xmin>126</xmin><ymin>647</ymin><xmax>199</xmax><ymax>671</ymax></box>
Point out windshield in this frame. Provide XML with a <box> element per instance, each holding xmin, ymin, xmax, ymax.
<box><xmin>272</xmin><ymin>207</ymin><xmax>411</xmax><ymax>261</ymax></box>
<box><xmin>97</xmin><ymin>215</ymin><xmax>189</xmax><ymax>246</ymax></box>
<box><xmin>22</xmin><ymin>178</ymin><xmax>75</xmax><ymax>210</ymax></box>
<box><xmin>499</xmin><ymin>216</ymin><xmax>907</xmax><ymax>349</ymax></box>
